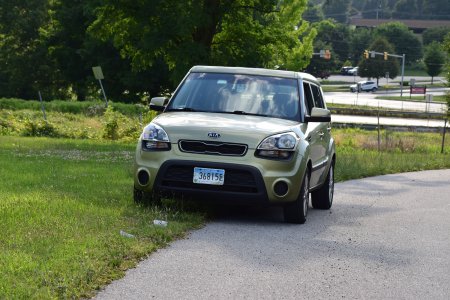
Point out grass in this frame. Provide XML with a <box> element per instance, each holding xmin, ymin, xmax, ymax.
<box><xmin>1</xmin><ymin>98</ymin><xmax>450</xmax><ymax>299</ymax></box>
<box><xmin>0</xmin><ymin>136</ymin><xmax>205</xmax><ymax>299</ymax></box>
<box><xmin>0</xmin><ymin>98</ymin><xmax>146</xmax><ymax>116</ymax></box>
<box><xmin>334</xmin><ymin>128</ymin><xmax>450</xmax><ymax>180</ymax></box>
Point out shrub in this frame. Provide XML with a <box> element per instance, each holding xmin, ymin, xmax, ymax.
<box><xmin>102</xmin><ymin>106</ymin><xmax>123</xmax><ymax>140</ymax></box>
<box><xmin>22</xmin><ymin>120</ymin><xmax>58</xmax><ymax>137</ymax></box>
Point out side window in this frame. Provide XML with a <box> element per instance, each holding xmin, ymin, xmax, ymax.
<box><xmin>310</xmin><ymin>84</ymin><xmax>324</xmax><ymax>108</ymax></box>
<box><xmin>302</xmin><ymin>82</ymin><xmax>314</xmax><ymax>115</ymax></box>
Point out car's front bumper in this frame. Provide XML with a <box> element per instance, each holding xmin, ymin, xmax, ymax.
<box><xmin>134</xmin><ymin>141</ymin><xmax>309</xmax><ymax>204</ymax></box>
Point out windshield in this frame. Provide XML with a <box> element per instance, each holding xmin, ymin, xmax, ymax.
<box><xmin>166</xmin><ymin>72</ymin><xmax>300</xmax><ymax>121</ymax></box>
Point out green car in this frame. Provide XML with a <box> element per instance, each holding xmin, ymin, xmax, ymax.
<box><xmin>134</xmin><ymin>66</ymin><xmax>335</xmax><ymax>224</ymax></box>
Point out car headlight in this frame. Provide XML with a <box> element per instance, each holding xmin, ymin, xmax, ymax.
<box><xmin>256</xmin><ymin>132</ymin><xmax>298</xmax><ymax>159</ymax></box>
<box><xmin>141</xmin><ymin>123</ymin><xmax>171</xmax><ymax>151</ymax></box>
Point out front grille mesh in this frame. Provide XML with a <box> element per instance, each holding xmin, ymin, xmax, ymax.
<box><xmin>160</xmin><ymin>165</ymin><xmax>258</xmax><ymax>193</ymax></box>
<box><xmin>179</xmin><ymin>140</ymin><xmax>247</xmax><ymax>156</ymax></box>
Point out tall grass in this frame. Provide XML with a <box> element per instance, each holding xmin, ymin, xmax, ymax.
<box><xmin>0</xmin><ymin>98</ymin><xmax>147</xmax><ymax>116</ymax></box>
<box><xmin>0</xmin><ymin>136</ymin><xmax>204</xmax><ymax>299</ymax></box>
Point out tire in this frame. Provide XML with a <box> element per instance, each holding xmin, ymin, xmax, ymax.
<box><xmin>284</xmin><ymin>170</ymin><xmax>310</xmax><ymax>224</ymax></box>
<box><xmin>311</xmin><ymin>162</ymin><xmax>334</xmax><ymax>210</ymax></box>
<box><xmin>371</xmin><ymin>87</ymin><xmax>377</xmax><ymax>92</ymax></box>
<box><xmin>133</xmin><ymin>186</ymin><xmax>161</xmax><ymax>206</ymax></box>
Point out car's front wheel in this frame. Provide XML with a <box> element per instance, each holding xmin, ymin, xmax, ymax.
<box><xmin>311</xmin><ymin>162</ymin><xmax>334</xmax><ymax>209</ymax></box>
<box><xmin>133</xmin><ymin>186</ymin><xmax>161</xmax><ymax>206</ymax></box>
<box><xmin>284</xmin><ymin>170</ymin><xmax>310</xmax><ymax>224</ymax></box>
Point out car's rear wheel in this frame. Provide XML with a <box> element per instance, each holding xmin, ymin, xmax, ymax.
<box><xmin>311</xmin><ymin>162</ymin><xmax>334</xmax><ymax>209</ymax></box>
<box><xmin>371</xmin><ymin>87</ymin><xmax>377</xmax><ymax>92</ymax></box>
<box><xmin>284</xmin><ymin>170</ymin><xmax>309</xmax><ymax>224</ymax></box>
<box><xmin>133</xmin><ymin>186</ymin><xmax>161</xmax><ymax>206</ymax></box>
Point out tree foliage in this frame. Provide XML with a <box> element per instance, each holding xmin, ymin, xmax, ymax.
<box><xmin>91</xmin><ymin>0</ymin><xmax>315</xmax><ymax>86</ymax></box>
<box><xmin>0</xmin><ymin>0</ymin><xmax>56</xmax><ymax>99</ymax></box>
<box><xmin>424</xmin><ymin>42</ymin><xmax>446</xmax><ymax>83</ymax></box>
<box><xmin>423</xmin><ymin>27</ymin><xmax>450</xmax><ymax>46</ymax></box>
<box><xmin>322</xmin><ymin>0</ymin><xmax>351</xmax><ymax>23</ymax></box>
<box><xmin>374</xmin><ymin>22</ymin><xmax>423</xmax><ymax>64</ymax></box>
<box><xmin>0</xmin><ymin>0</ymin><xmax>315</xmax><ymax>101</ymax></box>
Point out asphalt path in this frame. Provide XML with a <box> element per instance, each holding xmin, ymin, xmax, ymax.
<box><xmin>96</xmin><ymin>169</ymin><xmax>450</xmax><ymax>300</ymax></box>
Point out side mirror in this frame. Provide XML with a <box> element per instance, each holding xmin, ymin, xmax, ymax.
<box><xmin>149</xmin><ymin>97</ymin><xmax>168</xmax><ymax>112</ymax></box>
<box><xmin>304</xmin><ymin>107</ymin><xmax>331</xmax><ymax>123</ymax></box>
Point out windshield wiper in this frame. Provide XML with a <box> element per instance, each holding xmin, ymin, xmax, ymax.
<box><xmin>167</xmin><ymin>107</ymin><xmax>198</xmax><ymax>112</ymax></box>
<box><xmin>227</xmin><ymin>110</ymin><xmax>269</xmax><ymax>117</ymax></box>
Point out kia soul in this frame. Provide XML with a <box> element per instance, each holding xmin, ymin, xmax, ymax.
<box><xmin>134</xmin><ymin>66</ymin><xmax>335</xmax><ymax>223</ymax></box>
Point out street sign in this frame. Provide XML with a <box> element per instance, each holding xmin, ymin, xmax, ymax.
<box><xmin>92</xmin><ymin>66</ymin><xmax>104</xmax><ymax>80</ymax></box>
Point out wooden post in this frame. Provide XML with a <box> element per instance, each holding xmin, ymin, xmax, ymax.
<box><xmin>38</xmin><ymin>91</ymin><xmax>47</xmax><ymax>122</ymax></box>
<box><xmin>442</xmin><ymin>119</ymin><xmax>447</xmax><ymax>154</ymax></box>
<box><xmin>377</xmin><ymin>110</ymin><xmax>381</xmax><ymax>152</ymax></box>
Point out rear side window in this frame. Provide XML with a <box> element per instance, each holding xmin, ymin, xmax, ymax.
<box><xmin>310</xmin><ymin>84</ymin><xmax>324</xmax><ymax>108</ymax></box>
<box><xmin>302</xmin><ymin>82</ymin><xmax>314</xmax><ymax>115</ymax></box>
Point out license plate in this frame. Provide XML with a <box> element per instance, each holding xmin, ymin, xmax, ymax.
<box><xmin>193</xmin><ymin>167</ymin><xmax>225</xmax><ymax>185</ymax></box>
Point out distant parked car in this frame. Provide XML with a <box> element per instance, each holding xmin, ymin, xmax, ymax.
<box><xmin>350</xmin><ymin>80</ymin><xmax>378</xmax><ymax>92</ymax></box>
<box><xmin>347</xmin><ymin>67</ymin><xmax>359</xmax><ymax>76</ymax></box>
<box><xmin>311</xmin><ymin>70</ymin><xmax>330</xmax><ymax>79</ymax></box>
<box><xmin>340</xmin><ymin>66</ymin><xmax>354</xmax><ymax>75</ymax></box>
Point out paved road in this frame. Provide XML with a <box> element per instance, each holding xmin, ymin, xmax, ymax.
<box><xmin>324</xmin><ymin>75</ymin><xmax>447</xmax><ymax>84</ymax></box>
<box><xmin>96</xmin><ymin>170</ymin><xmax>450</xmax><ymax>300</ymax></box>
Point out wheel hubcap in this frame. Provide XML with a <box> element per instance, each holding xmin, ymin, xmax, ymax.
<box><xmin>303</xmin><ymin>176</ymin><xmax>309</xmax><ymax>217</ymax></box>
<box><xmin>329</xmin><ymin>166</ymin><xmax>334</xmax><ymax>204</ymax></box>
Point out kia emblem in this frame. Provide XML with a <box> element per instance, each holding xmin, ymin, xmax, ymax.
<box><xmin>208</xmin><ymin>132</ymin><xmax>221</xmax><ymax>139</ymax></box>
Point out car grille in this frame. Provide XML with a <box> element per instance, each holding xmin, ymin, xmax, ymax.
<box><xmin>159</xmin><ymin>165</ymin><xmax>258</xmax><ymax>193</ymax></box>
<box><xmin>179</xmin><ymin>140</ymin><xmax>248</xmax><ymax>156</ymax></box>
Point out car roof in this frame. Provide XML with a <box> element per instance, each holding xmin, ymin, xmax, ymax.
<box><xmin>190</xmin><ymin>65</ymin><xmax>320</xmax><ymax>84</ymax></box>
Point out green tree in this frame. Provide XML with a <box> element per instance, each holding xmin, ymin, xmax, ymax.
<box><xmin>423</xmin><ymin>27</ymin><xmax>450</xmax><ymax>46</ymax></box>
<box><xmin>302</xmin><ymin>3</ymin><xmax>324</xmax><ymax>23</ymax></box>
<box><xmin>358</xmin><ymin>38</ymin><xmax>399</xmax><ymax>84</ymax></box>
<box><xmin>304</xmin><ymin>40</ymin><xmax>336</xmax><ymax>78</ymax></box>
<box><xmin>48</xmin><ymin>0</ymin><xmax>170</xmax><ymax>102</ymax></box>
<box><xmin>362</xmin><ymin>0</ymin><xmax>391</xmax><ymax>19</ymax></box>
<box><xmin>424</xmin><ymin>42</ymin><xmax>446</xmax><ymax>84</ymax></box>
<box><xmin>322</xmin><ymin>0</ymin><xmax>351</xmax><ymax>23</ymax></box>
<box><xmin>0</xmin><ymin>0</ymin><xmax>56</xmax><ymax>99</ymax></box>
<box><xmin>349</xmin><ymin>27</ymin><xmax>373</xmax><ymax>65</ymax></box>
<box><xmin>423</xmin><ymin>0</ymin><xmax>450</xmax><ymax>20</ymax></box>
<box><xmin>374</xmin><ymin>22</ymin><xmax>423</xmax><ymax>64</ymax></box>
<box><xmin>312</xmin><ymin>20</ymin><xmax>351</xmax><ymax>64</ymax></box>
<box><xmin>92</xmin><ymin>0</ymin><xmax>316</xmax><ymax>86</ymax></box>
<box><xmin>392</xmin><ymin>0</ymin><xmax>418</xmax><ymax>19</ymax></box>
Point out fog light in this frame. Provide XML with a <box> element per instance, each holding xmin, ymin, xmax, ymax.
<box><xmin>274</xmin><ymin>181</ymin><xmax>289</xmax><ymax>197</ymax></box>
<box><xmin>137</xmin><ymin>169</ymin><xmax>150</xmax><ymax>186</ymax></box>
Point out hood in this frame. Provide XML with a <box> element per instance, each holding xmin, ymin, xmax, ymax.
<box><xmin>152</xmin><ymin>112</ymin><xmax>299</xmax><ymax>149</ymax></box>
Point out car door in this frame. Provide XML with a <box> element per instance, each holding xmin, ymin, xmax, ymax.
<box><xmin>309</xmin><ymin>84</ymin><xmax>331</xmax><ymax>188</ymax></box>
<box><xmin>303</xmin><ymin>82</ymin><xmax>322</xmax><ymax>187</ymax></box>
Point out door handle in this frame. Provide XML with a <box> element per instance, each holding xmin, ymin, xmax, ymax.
<box><xmin>318</xmin><ymin>131</ymin><xmax>325</xmax><ymax>138</ymax></box>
